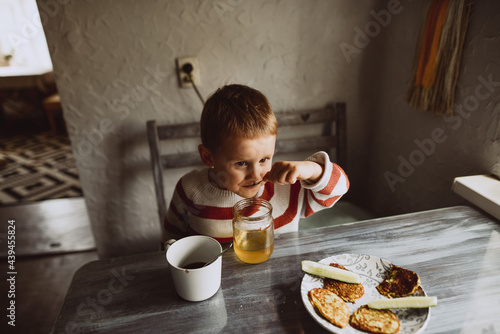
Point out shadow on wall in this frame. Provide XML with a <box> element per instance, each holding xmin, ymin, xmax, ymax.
<box><xmin>340</xmin><ymin>1</ymin><xmax>400</xmax><ymax>215</ymax></box>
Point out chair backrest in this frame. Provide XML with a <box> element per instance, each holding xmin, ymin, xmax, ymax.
<box><xmin>146</xmin><ymin>102</ymin><xmax>346</xmax><ymax>227</ymax></box>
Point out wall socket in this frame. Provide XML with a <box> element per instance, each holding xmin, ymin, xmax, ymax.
<box><xmin>176</xmin><ymin>57</ymin><xmax>201</xmax><ymax>88</ymax></box>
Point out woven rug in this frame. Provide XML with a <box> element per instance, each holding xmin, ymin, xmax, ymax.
<box><xmin>0</xmin><ymin>133</ymin><xmax>82</xmax><ymax>205</ymax></box>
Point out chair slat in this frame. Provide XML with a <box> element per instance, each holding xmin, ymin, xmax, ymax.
<box><xmin>160</xmin><ymin>136</ymin><xmax>337</xmax><ymax>169</ymax></box>
<box><xmin>162</xmin><ymin>152</ymin><xmax>204</xmax><ymax>169</ymax></box>
<box><xmin>157</xmin><ymin>123</ymin><xmax>200</xmax><ymax>139</ymax></box>
<box><xmin>154</xmin><ymin>106</ymin><xmax>337</xmax><ymax>140</ymax></box>
<box><xmin>275</xmin><ymin>106</ymin><xmax>336</xmax><ymax>127</ymax></box>
<box><xmin>274</xmin><ymin>136</ymin><xmax>336</xmax><ymax>155</ymax></box>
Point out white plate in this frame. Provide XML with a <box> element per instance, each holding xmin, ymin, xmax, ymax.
<box><xmin>301</xmin><ymin>254</ymin><xmax>431</xmax><ymax>334</ymax></box>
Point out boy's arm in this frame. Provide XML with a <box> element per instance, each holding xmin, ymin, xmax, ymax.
<box><xmin>265</xmin><ymin>151</ymin><xmax>349</xmax><ymax>211</ymax></box>
<box><xmin>264</xmin><ymin>160</ymin><xmax>324</xmax><ymax>184</ymax></box>
<box><xmin>301</xmin><ymin>151</ymin><xmax>350</xmax><ymax>197</ymax></box>
<box><xmin>301</xmin><ymin>152</ymin><xmax>350</xmax><ymax>214</ymax></box>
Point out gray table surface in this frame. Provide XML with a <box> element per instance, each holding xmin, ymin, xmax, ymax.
<box><xmin>52</xmin><ymin>206</ymin><xmax>500</xmax><ymax>334</ymax></box>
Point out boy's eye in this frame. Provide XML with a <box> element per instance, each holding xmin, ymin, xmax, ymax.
<box><xmin>260</xmin><ymin>157</ymin><xmax>270</xmax><ymax>163</ymax></box>
<box><xmin>235</xmin><ymin>161</ymin><xmax>247</xmax><ymax>167</ymax></box>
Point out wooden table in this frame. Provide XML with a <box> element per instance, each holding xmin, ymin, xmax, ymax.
<box><xmin>52</xmin><ymin>206</ymin><xmax>500</xmax><ymax>333</ymax></box>
<box><xmin>0</xmin><ymin>66</ymin><xmax>53</xmax><ymax>90</ymax></box>
<box><xmin>0</xmin><ymin>198</ymin><xmax>95</xmax><ymax>257</ymax></box>
<box><xmin>0</xmin><ymin>66</ymin><xmax>54</xmax><ymax>126</ymax></box>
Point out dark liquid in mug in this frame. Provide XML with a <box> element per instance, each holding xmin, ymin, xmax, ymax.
<box><xmin>183</xmin><ymin>261</ymin><xmax>205</xmax><ymax>269</ymax></box>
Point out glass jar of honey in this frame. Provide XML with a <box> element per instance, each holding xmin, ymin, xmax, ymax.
<box><xmin>232</xmin><ymin>198</ymin><xmax>274</xmax><ymax>264</ymax></box>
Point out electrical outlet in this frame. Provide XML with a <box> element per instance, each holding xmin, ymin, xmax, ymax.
<box><xmin>176</xmin><ymin>57</ymin><xmax>201</xmax><ymax>88</ymax></box>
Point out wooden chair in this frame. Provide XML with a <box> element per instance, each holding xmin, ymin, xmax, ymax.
<box><xmin>147</xmin><ymin>103</ymin><xmax>348</xmax><ymax>229</ymax></box>
<box><xmin>42</xmin><ymin>93</ymin><xmax>62</xmax><ymax>134</ymax></box>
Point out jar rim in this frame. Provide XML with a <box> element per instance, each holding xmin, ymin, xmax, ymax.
<box><xmin>233</xmin><ymin>198</ymin><xmax>273</xmax><ymax>221</ymax></box>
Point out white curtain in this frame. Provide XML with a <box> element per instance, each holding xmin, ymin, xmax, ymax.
<box><xmin>0</xmin><ymin>0</ymin><xmax>52</xmax><ymax>70</ymax></box>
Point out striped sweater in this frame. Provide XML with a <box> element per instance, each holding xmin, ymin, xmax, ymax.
<box><xmin>164</xmin><ymin>151</ymin><xmax>349</xmax><ymax>242</ymax></box>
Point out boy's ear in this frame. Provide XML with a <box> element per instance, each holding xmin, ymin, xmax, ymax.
<box><xmin>198</xmin><ymin>144</ymin><xmax>214</xmax><ymax>167</ymax></box>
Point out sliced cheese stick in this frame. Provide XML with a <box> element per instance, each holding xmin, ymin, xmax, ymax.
<box><xmin>368</xmin><ymin>296</ymin><xmax>438</xmax><ymax>309</ymax></box>
<box><xmin>301</xmin><ymin>260</ymin><xmax>361</xmax><ymax>284</ymax></box>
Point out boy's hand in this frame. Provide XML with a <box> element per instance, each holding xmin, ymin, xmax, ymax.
<box><xmin>263</xmin><ymin>161</ymin><xmax>324</xmax><ymax>185</ymax></box>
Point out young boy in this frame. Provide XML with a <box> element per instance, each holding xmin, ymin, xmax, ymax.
<box><xmin>164</xmin><ymin>84</ymin><xmax>349</xmax><ymax>242</ymax></box>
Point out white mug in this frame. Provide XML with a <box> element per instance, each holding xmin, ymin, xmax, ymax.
<box><xmin>165</xmin><ymin>236</ymin><xmax>222</xmax><ymax>302</ymax></box>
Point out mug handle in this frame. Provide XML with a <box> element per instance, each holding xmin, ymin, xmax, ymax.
<box><xmin>164</xmin><ymin>239</ymin><xmax>176</xmax><ymax>251</ymax></box>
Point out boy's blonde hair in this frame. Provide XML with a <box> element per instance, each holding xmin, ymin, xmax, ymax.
<box><xmin>200</xmin><ymin>84</ymin><xmax>278</xmax><ymax>153</ymax></box>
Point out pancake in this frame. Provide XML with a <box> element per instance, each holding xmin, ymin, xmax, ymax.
<box><xmin>350</xmin><ymin>305</ymin><xmax>401</xmax><ymax>334</ymax></box>
<box><xmin>323</xmin><ymin>263</ymin><xmax>365</xmax><ymax>303</ymax></box>
<box><xmin>308</xmin><ymin>288</ymin><xmax>349</xmax><ymax>328</ymax></box>
<box><xmin>376</xmin><ymin>265</ymin><xmax>421</xmax><ymax>298</ymax></box>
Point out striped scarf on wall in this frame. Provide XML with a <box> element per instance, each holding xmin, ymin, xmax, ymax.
<box><xmin>406</xmin><ymin>0</ymin><xmax>472</xmax><ymax>116</ymax></box>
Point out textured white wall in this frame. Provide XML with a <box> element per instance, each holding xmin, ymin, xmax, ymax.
<box><xmin>38</xmin><ymin>0</ymin><xmax>499</xmax><ymax>257</ymax></box>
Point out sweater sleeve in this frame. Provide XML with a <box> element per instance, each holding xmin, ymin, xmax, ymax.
<box><xmin>300</xmin><ymin>151</ymin><xmax>350</xmax><ymax>217</ymax></box>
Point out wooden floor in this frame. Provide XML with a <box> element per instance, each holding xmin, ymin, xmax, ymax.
<box><xmin>0</xmin><ymin>198</ymin><xmax>98</xmax><ymax>334</ymax></box>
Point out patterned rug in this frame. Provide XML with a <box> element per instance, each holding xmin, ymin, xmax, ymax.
<box><xmin>0</xmin><ymin>133</ymin><xmax>82</xmax><ymax>205</ymax></box>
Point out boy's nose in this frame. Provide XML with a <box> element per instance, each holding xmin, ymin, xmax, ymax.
<box><xmin>248</xmin><ymin>164</ymin><xmax>263</xmax><ymax>180</ymax></box>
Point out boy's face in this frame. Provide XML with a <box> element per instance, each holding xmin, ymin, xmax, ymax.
<box><xmin>205</xmin><ymin>135</ymin><xmax>276</xmax><ymax>198</ymax></box>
